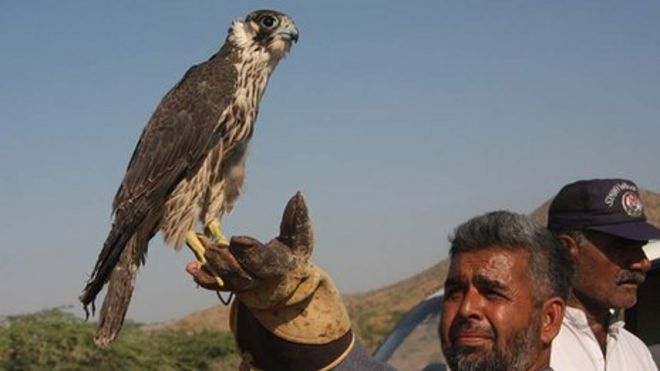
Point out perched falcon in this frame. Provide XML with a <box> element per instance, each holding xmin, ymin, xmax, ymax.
<box><xmin>80</xmin><ymin>9</ymin><xmax>298</xmax><ymax>346</ymax></box>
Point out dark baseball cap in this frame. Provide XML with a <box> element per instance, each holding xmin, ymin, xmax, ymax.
<box><xmin>548</xmin><ymin>178</ymin><xmax>660</xmax><ymax>241</ymax></box>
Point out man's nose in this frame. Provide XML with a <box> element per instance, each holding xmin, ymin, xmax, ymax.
<box><xmin>630</xmin><ymin>245</ymin><xmax>652</xmax><ymax>273</ymax></box>
<box><xmin>458</xmin><ymin>286</ymin><xmax>484</xmax><ymax>319</ymax></box>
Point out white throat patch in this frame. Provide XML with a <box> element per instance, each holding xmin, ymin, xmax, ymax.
<box><xmin>228</xmin><ymin>19</ymin><xmax>253</xmax><ymax>49</ymax></box>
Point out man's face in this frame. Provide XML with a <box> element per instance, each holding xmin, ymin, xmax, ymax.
<box><xmin>572</xmin><ymin>231</ymin><xmax>651</xmax><ymax>311</ymax></box>
<box><xmin>440</xmin><ymin>247</ymin><xmax>541</xmax><ymax>371</ymax></box>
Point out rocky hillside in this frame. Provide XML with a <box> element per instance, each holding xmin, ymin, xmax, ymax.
<box><xmin>149</xmin><ymin>299</ymin><xmax>233</xmax><ymax>333</ymax></box>
<box><xmin>343</xmin><ymin>260</ymin><xmax>448</xmax><ymax>350</ymax></box>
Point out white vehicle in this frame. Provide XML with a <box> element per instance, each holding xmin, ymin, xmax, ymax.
<box><xmin>373</xmin><ymin>241</ymin><xmax>660</xmax><ymax>370</ymax></box>
<box><xmin>373</xmin><ymin>289</ymin><xmax>447</xmax><ymax>370</ymax></box>
<box><xmin>626</xmin><ymin>241</ymin><xmax>660</xmax><ymax>365</ymax></box>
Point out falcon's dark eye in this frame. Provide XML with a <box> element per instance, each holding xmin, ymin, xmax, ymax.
<box><xmin>259</xmin><ymin>15</ymin><xmax>278</xmax><ymax>29</ymax></box>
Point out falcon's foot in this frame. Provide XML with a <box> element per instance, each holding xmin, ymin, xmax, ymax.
<box><xmin>185</xmin><ymin>231</ymin><xmax>225</xmax><ymax>288</ymax></box>
<box><xmin>206</xmin><ymin>219</ymin><xmax>230</xmax><ymax>247</ymax></box>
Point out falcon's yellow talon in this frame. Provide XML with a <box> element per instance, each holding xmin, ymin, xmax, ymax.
<box><xmin>207</xmin><ymin>219</ymin><xmax>230</xmax><ymax>246</ymax></box>
<box><xmin>185</xmin><ymin>231</ymin><xmax>225</xmax><ymax>287</ymax></box>
<box><xmin>185</xmin><ymin>231</ymin><xmax>208</xmax><ymax>264</ymax></box>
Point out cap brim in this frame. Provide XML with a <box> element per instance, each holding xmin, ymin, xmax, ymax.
<box><xmin>588</xmin><ymin>221</ymin><xmax>660</xmax><ymax>242</ymax></box>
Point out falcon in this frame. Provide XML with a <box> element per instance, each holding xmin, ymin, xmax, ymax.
<box><xmin>80</xmin><ymin>9</ymin><xmax>298</xmax><ymax>346</ymax></box>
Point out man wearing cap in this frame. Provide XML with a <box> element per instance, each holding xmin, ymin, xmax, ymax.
<box><xmin>547</xmin><ymin>178</ymin><xmax>660</xmax><ymax>370</ymax></box>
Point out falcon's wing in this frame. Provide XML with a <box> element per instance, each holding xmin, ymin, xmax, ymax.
<box><xmin>114</xmin><ymin>50</ymin><xmax>236</xmax><ymax>215</ymax></box>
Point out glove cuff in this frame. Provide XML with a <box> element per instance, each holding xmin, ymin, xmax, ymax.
<box><xmin>230</xmin><ymin>265</ymin><xmax>354</xmax><ymax>370</ymax></box>
<box><xmin>234</xmin><ymin>264</ymin><xmax>352</xmax><ymax>344</ymax></box>
<box><xmin>233</xmin><ymin>301</ymin><xmax>355</xmax><ymax>371</ymax></box>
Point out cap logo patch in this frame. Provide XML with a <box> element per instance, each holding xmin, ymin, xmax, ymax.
<box><xmin>604</xmin><ymin>182</ymin><xmax>637</xmax><ymax>207</ymax></box>
<box><xmin>621</xmin><ymin>191</ymin><xmax>643</xmax><ymax>217</ymax></box>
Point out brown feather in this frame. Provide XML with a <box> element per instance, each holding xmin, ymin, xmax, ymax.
<box><xmin>93</xmin><ymin>234</ymin><xmax>141</xmax><ymax>346</ymax></box>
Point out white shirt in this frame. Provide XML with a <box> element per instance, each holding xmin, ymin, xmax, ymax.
<box><xmin>550</xmin><ymin>306</ymin><xmax>658</xmax><ymax>371</ymax></box>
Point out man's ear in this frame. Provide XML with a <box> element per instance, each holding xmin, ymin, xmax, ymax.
<box><xmin>539</xmin><ymin>297</ymin><xmax>565</xmax><ymax>345</ymax></box>
<box><xmin>557</xmin><ymin>234</ymin><xmax>579</xmax><ymax>261</ymax></box>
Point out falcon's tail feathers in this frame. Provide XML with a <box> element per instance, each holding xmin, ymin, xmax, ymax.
<box><xmin>95</xmin><ymin>234</ymin><xmax>145</xmax><ymax>346</ymax></box>
<box><xmin>79</xmin><ymin>226</ymin><xmax>133</xmax><ymax>314</ymax></box>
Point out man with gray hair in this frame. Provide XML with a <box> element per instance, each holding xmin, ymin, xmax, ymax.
<box><xmin>440</xmin><ymin>210</ymin><xmax>574</xmax><ymax>371</ymax></box>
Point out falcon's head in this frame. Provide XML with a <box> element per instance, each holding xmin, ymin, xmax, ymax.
<box><xmin>229</xmin><ymin>10</ymin><xmax>299</xmax><ymax>61</ymax></box>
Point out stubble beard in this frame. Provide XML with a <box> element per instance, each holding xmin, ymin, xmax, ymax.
<box><xmin>442</xmin><ymin>313</ymin><xmax>541</xmax><ymax>371</ymax></box>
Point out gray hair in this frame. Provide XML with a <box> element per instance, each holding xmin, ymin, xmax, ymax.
<box><xmin>449</xmin><ymin>210</ymin><xmax>574</xmax><ymax>302</ymax></box>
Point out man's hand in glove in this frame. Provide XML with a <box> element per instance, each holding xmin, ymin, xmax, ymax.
<box><xmin>185</xmin><ymin>192</ymin><xmax>356</xmax><ymax>371</ymax></box>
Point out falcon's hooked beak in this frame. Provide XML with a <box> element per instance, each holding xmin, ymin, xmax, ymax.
<box><xmin>278</xmin><ymin>21</ymin><xmax>299</xmax><ymax>44</ymax></box>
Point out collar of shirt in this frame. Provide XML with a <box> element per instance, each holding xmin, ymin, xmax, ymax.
<box><xmin>563</xmin><ymin>306</ymin><xmax>625</xmax><ymax>338</ymax></box>
<box><xmin>552</xmin><ymin>306</ymin><xmax>658</xmax><ymax>371</ymax></box>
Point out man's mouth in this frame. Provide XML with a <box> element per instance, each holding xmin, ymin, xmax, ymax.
<box><xmin>453</xmin><ymin>331</ymin><xmax>494</xmax><ymax>347</ymax></box>
<box><xmin>449</xmin><ymin>318</ymin><xmax>495</xmax><ymax>349</ymax></box>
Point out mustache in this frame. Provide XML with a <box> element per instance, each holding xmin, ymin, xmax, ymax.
<box><xmin>617</xmin><ymin>270</ymin><xmax>646</xmax><ymax>285</ymax></box>
<box><xmin>449</xmin><ymin>317</ymin><xmax>495</xmax><ymax>341</ymax></box>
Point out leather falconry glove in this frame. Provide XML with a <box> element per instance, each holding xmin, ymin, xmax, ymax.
<box><xmin>188</xmin><ymin>192</ymin><xmax>354</xmax><ymax>371</ymax></box>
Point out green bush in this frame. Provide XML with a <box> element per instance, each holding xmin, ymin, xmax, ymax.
<box><xmin>0</xmin><ymin>308</ymin><xmax>236</xmax><ymax>371</ymax></box>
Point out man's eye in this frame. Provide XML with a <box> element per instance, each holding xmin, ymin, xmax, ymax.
<box><xmin>444</xmin><ymin>287</ymin><xmax>463</xmax><ymax>300</ymax></box>
<box><xmin>485</xmin><ymin>289</ymin><xmax>507</xmax><ymax>301</ymax></box>
<box><xmin>260</xmin><ymin>16</ymin><xmax>278</xmax><ymax>29</ymax></box>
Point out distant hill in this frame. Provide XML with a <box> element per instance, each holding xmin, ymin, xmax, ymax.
<box><xmin>165</xmin><ymin>189</ymin><xmax>660</xmax><ymax>351</ymax></box>
<box><xmin>148</xmin><ymin>300</ymin><xmax>233</xmax><ymax>333</ymax></box>
<box><xmin>343</xmin><ymin>260</ymin><xmax>448</xmax><ymax>350</ymax></box>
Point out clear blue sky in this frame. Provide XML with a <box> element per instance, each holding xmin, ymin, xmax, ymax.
<box><xmin>1</xmin><ymin>1</ymin><xmax>659</xmax><ymax>322</ymax></box>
